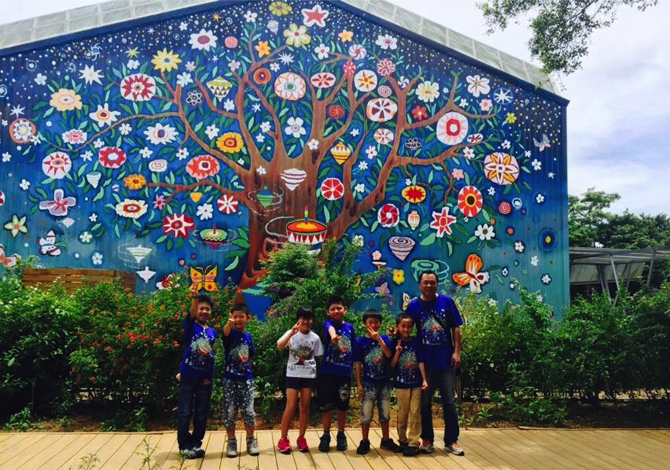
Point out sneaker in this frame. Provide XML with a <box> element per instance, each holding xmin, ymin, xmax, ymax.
<box><xmin>398</xmin><ymin>440</ymin><xmax>409</xmax><ymax>450</ymax></box>
<box><xmin>445</xmin><ymin>441</ymin><xmax>465</xmax><ymax>456</ymax></box>
<box><xmin>419</xmin><ymin>440</ymin><xmax>434</xmax><ymax>454</ymax></box>
<box><xmin>380</xmin><ymin>438</ymin><xmax>402</xmax><ymax>453</ymax></box>
<box><xmin>247</xmin><ymin>437</ymin><xmax>260</xmax><ymax>456</ymax></box>
<box><xmin>278</xmin><ymin>437</ymin><xmax>291</xmax><ymax>454</ymax></box>
<box><xmin>226</xmin><ymin>438</ymin><xmax>238</xmax><ymax>458</ymax></box>
<box><xmin>336</xmin><ymin>431</ymin><xmax>348</xmax><ymax>451</ymax></box>
<box><xmin>318</xmin><ymin>433</ymin><xmax>331</xmax><ymax>452</ymax></box>
<box><xmin>180</xmin><ymin>448</ymin><xmax>197</xmax><ymax>459</ymax></box>
<box><xmin>297</xmin><ymin>436</ymin><xmax>309</xmax><ymax>453</ymax></box>
<box><xmin>356</xmin><ymin>439</ymin><xmax>370</xmax><ymax>455</ymax></box>
<box><xmin>193</xmin><ymin>447</ymin><xmax>205</xmax><ymax>458</ymax></box>
<box><xmin>403</xmin><ymin>446</ymin><xmax>420</xmax><ymax>457</ymax></box>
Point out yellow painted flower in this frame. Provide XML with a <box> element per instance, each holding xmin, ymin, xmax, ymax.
<box><xmin>124</xmin><ymin>174</ymin><xmax>147</xmax><ymax>190</ymax></box>
<box><xmin>339</xmin><ymin>30</ymin><xmax>354</xmax><ymax>42</ymax></box>
<box><xmin>393</xmin><ymin>269</ymin><xmax>405</xmax><ymax>285</ymax></box>
<box><xmin>49</xmin><ymin>89</ymin><xmax>82</xmax><ymax>112</ymax></box>
<box><xmin>216</xmin><ymin>132</ymin><xmax>244</xmax><ymax>153</ymax></box>
<box><xmin>506</xmin><ymin>112</ymin><xmax>517</xmax><ymax>124</ymax></box>
<box><xmin>255</xmin><ymin>41</ymin><xmax>271</xmax><ymax>57</ymax></box>
<box><xmin>284</xmin><ymin>23</ymin><xmax>311</xmax><ymax>48</ymax></box>
<box><xmin>269</xmin><ymin>1</ymin><xmax>292</xmax><ymax>16</ymax></box>
<box><xmin>152</xmin><ymin>49</ymin><xmax>182</xmax><ymax>73</ymax></box>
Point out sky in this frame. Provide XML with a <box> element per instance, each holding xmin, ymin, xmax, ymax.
<box><xmin>2</xmin><ymin>0</ymin><xmax>669</xmax><ymax>215</ymax></box>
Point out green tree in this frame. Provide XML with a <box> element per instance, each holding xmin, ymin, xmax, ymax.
<box><xmin>568</xmin><ymin>188</ymin><xmax>620</xmax><ymax>247</ymax></box>
<box><xmin>599</xmin><ymin>212</ymin><xmax>670</xmax><ymax>249</ymax></box>
<box><xmin>479</xmin><ymin>0</ymin><xmax>659</xmax><ymax>74</ymax></box>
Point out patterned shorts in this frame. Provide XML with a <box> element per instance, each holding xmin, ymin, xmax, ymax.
<box><xmin>222</xmin><ymin>378</ymin><xmax>256</xmax><ymax>429</ymax></box>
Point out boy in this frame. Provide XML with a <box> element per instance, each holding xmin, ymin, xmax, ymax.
<box><xmin>354</xmin><ymin>309</ymin><xmax>401</xmax><ymax>455</ymax></box>
<box><xmin>176</xmin><ymin>285</ymin><xmax>216</xmax><ymax>460</ymax></box>
<box><xmin>318</xmin><ymin>297</ymin><xmax>355</xmax><ymax>452</ymax></box>
<box><xmin>222</xmin><ymin>303</ymin><xmax>259</xmax><ymax>458</ymax></box>
<box><xmin>276</xmin><ymin>307</ymin><xmax>324</xmax><ymax>453</ymax></box>
<box><xmin>390</xmin><ymin>313</ymin><xmax>428</xmax><ymax>457</ymax></box>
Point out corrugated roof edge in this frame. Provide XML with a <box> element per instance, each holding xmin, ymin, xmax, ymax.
<box><xmin>0</xmin><ymin>0</ymin><xmax>567</xmax><ymax>104</ymax></box>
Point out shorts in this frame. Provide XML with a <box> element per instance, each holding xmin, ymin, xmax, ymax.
<box><xmin>360</xmin><ymin>381</ymin><xmax>391</xmax><ymax>424</ymax></box>
<box><xmin>286</xmin><ymin>376</ymin><xmax>316</xmax><ymax>390</ymax></box>
<box><xmin>222</xmin><ymin>378</ymin><xmax>256</xmax><ymax>429</ymax></box>
<box><xmin>318</xmin><ymin>373</ymin><xmax>351</xmax><ymax>412</ymax></box>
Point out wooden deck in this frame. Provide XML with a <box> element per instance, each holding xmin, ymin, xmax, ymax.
<box><xmin>1</xmin><ymin>428</ymin><xmax>669</xmax><ymax>470</ymax></box>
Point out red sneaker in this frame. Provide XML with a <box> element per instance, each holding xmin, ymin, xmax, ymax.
<box><xmin>297</xmin><ymin>436</ymin><xmax>309</xmax><ymax>453</ymax></box>
<box><xmin>278</xmin><ymin>437</ymin><xmax>291</xmax><ymax>454</ymax></box>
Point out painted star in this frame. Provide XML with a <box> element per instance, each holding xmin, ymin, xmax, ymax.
<box><xmin>547</xmin><ymin>172</ymin><xmax>555</xmax><ymax>179</ymax></box>
<box><xmin>302</xmin><ymin>4</ymin><xmax>329</xmax><ymax>27</ymax></box>
<box><xmin>10</xmin><ymin>105</ymin><xmax>25</xmax><ymax>118</ymax></box>
<box><xmin>125</xmin><ymin>47</ymin><xmax>139</xmax><ymax>58</ymax></box>
<box><xmin>213</xmin><ymin>12</ymin><xmax>222</xmax><ymax>22</ymax></box>
<box><xmin>79</xmin><ymin>65</ymin><xmax>103</xmax><ymax>85</ymax></box>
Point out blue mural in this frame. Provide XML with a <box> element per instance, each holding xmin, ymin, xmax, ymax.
<box><xmin>0</xmin><ymin>1</ymin><xmax>568</xmax><ymax>313</ymax></box>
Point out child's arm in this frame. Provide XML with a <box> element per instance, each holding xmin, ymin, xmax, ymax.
<box><xmin>222</xmin><ymin>314</ymin><xmax>234</xmax><ymax>337</ymax></box>
<box><xmin>327</xmin><ymin>325</ymin><xmax>339</xmax><ymax>343</ymax></box>
<box><xmin>390</xmin><ymin>340</ymin><xmax>402</xmax><ymax>367</ymax></box>
<box><xmin>277</xmin><ymin>322</ymin><xmax>300</xmax><ymax>350</ymax></box>
<box><xmin>419</xmin><ymin>362</ymin><xmax>428</xmax><ymax>390</ymax></box>
<box><xmin>188</xmin><ymin>284</ymin><xmax>199</xmax><ymax>321</ymax></box>
<box><xmin>380</xmin><ymin>336</ymin><xmax>391</xmax><ymax>358</ymax></box>
<box><xmin>355</xmin><ymin>362</ymin><xmax>364</xmax><ymax>398</ymax></box>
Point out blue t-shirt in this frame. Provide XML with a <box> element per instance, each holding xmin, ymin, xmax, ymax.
<box><xmin>390</xmin><ymin>337</ymin><xmax>424</xmax><ymax>388</ymax></box>
<box><xmin>179</xmin><ymin>317</ymin><xmax>217</xmax><ymax>381</ymax></box>
<box><xmin>354</xmin><ymin>335</ymin><xmax>391</xmax><ymax>383</ymax></box>
<box><xmin>320</xmin><ymin>320</ymin><xmax>356</xmax><ymax>377</ymax></box>
<box><xmin>406</xmin><ymin>295</ymin><xmax>463</xmax><ymax>371</ymax></box>
<box><xmin>222</xmin><ymin>329</ymin><xmax>255</xmax><ymax>381</ymax></box>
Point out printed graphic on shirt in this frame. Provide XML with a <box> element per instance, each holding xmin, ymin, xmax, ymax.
<box><xmin>187</xmin><ymin>332</ymin><xmax>215</xmax><ymax>372</ymax></box>
<box><xmin>326</xmin><ymin>334</ymin><xmax>352</xmax><ymax>366</ymax></box>
<box><xmin>364</xmin><ymin>344</ymin><xmax>387</xmax><ymax>380</ymax></box>
<box><xmin>291</xmin><ymin>344</ymin><xmax>314</xmax><ymax>365</ymax></box>
<box><xmin>397</xmin><ymin>350</ymin><xmax>420</xmax><ymax>384</ymax></box>
<box><xmin>421</xmin><ymin>315</ymin><xmax>448</xmax><ymax>346</ymax></box>
<box><xmin>226</xmin><ymin>342</ymin><xmax>251</xmax><ymax>375</ymax></box>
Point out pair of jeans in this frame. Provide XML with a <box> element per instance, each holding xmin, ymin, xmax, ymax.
<box><xmin>360</xmin><ymin>381</ymin><xmax>391</xmax><ymax>424</ymax></box>
<box><xmin>177</xmin><ymin>375</ymin><xmax>212</xmax><ymax>451</ymax></box>
<box><xmin>420</xmin><ymin>368</ymin><xmax>459</xmax><ymax>445</ymax></box>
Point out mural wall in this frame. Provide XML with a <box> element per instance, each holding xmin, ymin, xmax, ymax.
<box><xmin>0</xmin><ymin>0</ymin><xmax>569</xmax><ymax>313</ymax></box>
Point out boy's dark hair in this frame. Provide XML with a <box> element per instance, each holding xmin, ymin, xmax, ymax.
<box><xmin>231</xmin><ymin>303</ymin><xmax>251</xmax><ymax>316</ymax></box>
<box><xmin>327</xmin><ymin>296</ymin><xmax>346</xmax><ymax>309</ymax></box>
<box><xmin>296</xmin><ymin>307</ymin><xmax>315</xmax><ymax>321</ymax></box>
<box><xmin>197</xmin><ymin>294</ymin><xmax>214</xmax><ymax>309</ymax></box>
<box><xmin>418</xmin><ymin>270</ymin><xmax>439</xmax><ymax>284</ymax></box>
<box><xmin>362</xmin><ymin>308</ymin><xmax>382</xmax><ymax>323</ymax></box>
<box><xmin>396</xmin><ymin>312</ymin><xmax>413</xmax><ymax>325</ymax></box>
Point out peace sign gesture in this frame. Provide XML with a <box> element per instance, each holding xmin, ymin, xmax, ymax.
<box><xmin>291</xmin><ymin>319</ymin><xmax>302</xmax><ymax>336</ymax></box>
<box><xmin>395</xmin><ymin>339</ymin><xmax>402</xmax><ymax>354</ymax></box>
<box><xmin>366</xmin><ymin>325</ymin><xmax>380</xmax><ymax>342</ymax></box>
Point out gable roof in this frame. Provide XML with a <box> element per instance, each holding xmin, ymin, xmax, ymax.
<box><xmin>0</xmin><ymin>0</ymin><xmax>560</xmax><ymax>97</ymax></box>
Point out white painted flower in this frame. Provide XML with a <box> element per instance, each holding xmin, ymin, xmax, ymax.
<box><xmin>252</xmin><ymin>103</ymin><xmax>261</xmax><ymax>113</ymax></box>
<box><xmin>314</xmin><ymin>43</ymin><xmax>330</xmax><ymax>59</ymax></box>
<box><xmin>179</xmin><ymin>22</ymin><xmax>188</xmax><ymax>31</ymax></box>
<box><xmin>375</xmin><ymin>34</ymin><xmax>397</xmax><ymax>50</ymax></box>
<box><xmin>532</xmin><ymin>159</ymin><xmax>542</xmax><ymax>171</ymax></box>
<box><xmin>488</xmin><ymin>298</ymin><xmax>497</xmax><ymax>307</ymax></box>
<box><xmin>189</xmin><ymin>29</ymin><xmax>218</xmax><ymax>51</ymax></box>
<box><xmin>307</xmin><ymin>139</ymin><xmax>319</xmax><ymax>150</ymax></box>
<box><xmin>223</xmin><ymin>99</ymin><xmax>235</xmax><ymax>111</ymax></box>
<box><xmin>244</xmin><ymin>10</ymin><xmax>257</xmax><ymax>22</ymax></box>
<box><xmin>260</xmin><ymin>121</ymin><xmax>272</xmax><ymax>133</ymax></box>
<box><xmin>1</xmin><ymin>152</ymin><xmax>10</xmax><ymax>162</ymax></box>
<box><xmin>541</xmin><ymin>274</ymin><xmax>552</xmax><ymax>285</ymax></box>
<box><xmin>89</xmin><ymin>103</ymin><xmax>120</xmax><ymax>127</ymax></box>
<box><xmin>185</xmin><ymin>61</ymin><xmax>196</xmax><ymax>72</ymax></box>
<box><xmin>205</xmin><ymin>124</ymin><xmax>220</xmax><ymax>140</ymax></box>
<box><xmin>139</xmin><ymin>147</ymin><xmax>153</xmax><ymax>159</ymax></box>
<box><xmin>238</xmin><ymin>158</ymin><xmax>245</xmax><ymax>165</ymax></box>
<box><xmin>256</xmin><ymin>166</ymin><xmax>267</xmax><ymax>175</ymax></box>
<box><xmin>352</xmin><ymin>235</ymin><xmax>364</xmax><ymax>247</ymax></box>
<box><xmin>19</xmin><ymin>179</ymin><xmax>30</xmax><ymax>190</ymax></box>
<box><xmin>466</xmin><ymin>75</ymin><xmax>491</xmax><ymax>97</ymax></box>
<box><xmin>365</xmin><ymin>146</ymin><xmax>378</xmax><ymax>159</ymax></box>
<box><xmin>531</xmin><ymin>255</ymin><xmax>539</xmax><ymax>267</ymax></box>
<box><xmin>536</xmin><ymin>193</ymin><xmax>545</xmax><ymax>204</ymax></box>
<box><xmin>474</xmin><ymin>224</ymin><xmax>495</xmax><ymax>240</ymax></box>
<box><xmin>458</xmin><ymin>98</ymin><xmax>468</xmax><ymax>107</ymax></box>
<box><xmin>256</xmin><ymin>134</ymin><xmax>265</xmax><ymax>143</ymax></box>
<box><xmin>501</xmin><ymin>140</ymin><xmax>511</xmax><ymax>150</ymax></box>
<box><xmin>284</xmin><ymin>117</ymin><xmax>306</xmax><ymax>138</ymax></box>
<box><xmin>79</xmin><ymin>232</ymin><xmax>93</xmax><ymax>243</ymax></box>
<box><xmin>416</xmin><ymin>81</ymin><xmax>439</xmax><ymax>103</ymax></box>
<box><xmin>350</xmin><ymin>128</ymin><xmax>360</xmax><ymax>137</ymax></box>
<box><xmin>176</xmin><ymin>73</ymin><xmax>193</xmax><ymax>87</ymax></box>
<box><xmin>487</xmin><ymin>187</ymin><xmax>496</xmax><ymax>196</ymax></box>
<box><xmin>144</xmin><ymin>123</ymin><xmax>178</xmax><ymax>145</ymax></box>
<box><xmin>79</xmin><ymin>65</ymin><xmax>103</xmax><ymax>85</ymax></box>
<box><xmin>525</xmin><ymin>150</ymin><xmax>532</xmax><ymax>158</ymax></box>
<box><xmin>398</xmin><ymin>76</ymin><xmax>410</xmax><ymax>88</ymax></box>
<box><xmin>354</xmin><ymin>183</ymin><xmax>365</xmax><ymax>193</ymax></box>
<box><xmin>91</xmin><ymin>252</ymin><xmax>103</xmax><ymax>265</ymax></box>
<box><xmin>119</xmin><ymin>123</ymin><xmax>132</xmax><ymax>135</ymax></box>
<box><xmin>94</xmin><ymin>139</ymin><xmax>104</xmax><ymax>149</ymax></box>
<box><xmin>127</xmin><ymin>60</ymin><xmax>140</xmax><ymax>70</ymax></box>
<box><xmin>480</xmin><ymin>99</ymin><xmax>493</xmax><ymax>111</ymax></box>
<box><xmin>89</xmin><ymin>213</ymin><xmax>98</xmax><ymax>222</ymax></box>
<box><xmin>358</xmin><ymin>161</ymin><xmax>368</xmax><ymax>171</ymax></box>
<box><xmin>177</xmin><ymin>148</ymin><xmax>189</xmax><ymax>160</ymax></box>
<box><xmin>81</xmin><ymin>151</ymin><xmax>93</xmax><ymax>161</ymax></box>
<box><xmin>196</xmin><ymin>203</ymin><xmax>214</xmax><ymax>220</ymax></box>
<box><xmin>514</xmin><ymin>241</ymin><xmax>525</xmax><ymax>253</ymax></box>
<box><xmin>228</xmin><ymin>60</ymin><xmax>241</xmax><ymax>72</ymax></box>
<box><xmin>270</xmin><ymin>62</ymin><xmax>280</xmax><ymax>72</ymax></box>
<box><xmin>463</xmin><ymin>148</ymin><xmax>475</xmax><ymax>159</ymax></box>
<box><xmin>34</xmin><ymin>73</ymin><xmax>47</xmax><ymax>85</ymax></box>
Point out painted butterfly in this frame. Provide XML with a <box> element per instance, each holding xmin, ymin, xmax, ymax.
<box><xmin>0</xmin><ymin>244</ymin><xmax>19</xmax><ymax>268</ymax></box>
<box><xmin>190</xmin><ymin>265</ymin><xmax>218</xmax><ymax>292</ymax></box>
<box><xmin>533</xmin><ymin>133</ymin><xmax>551</xmax><ymax>152</ymax></box>
<box><xmin>452</xmin><ymin>254</ymin><xmax>490</xmax><ymax>294</ymax></box>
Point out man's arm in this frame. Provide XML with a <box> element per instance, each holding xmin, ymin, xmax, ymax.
<box><xmin>451</xmin><ymin>327</ymin><xmax>461</xmax><ymax>369</ymax></box>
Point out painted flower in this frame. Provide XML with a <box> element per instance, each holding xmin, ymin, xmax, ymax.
<box><xmin>468</xmin><ymin>133</ymin><xmax>484</xmax><ymax>144</ymax></box>
<box><xmin>411</xmin><ymin>105</ymin><xmax>428</xmax><ymax>121</ymax></box>
<box><xmin>49</xmin><ymin>89</ymin><xmax>82</xmax><ymax>111</ymax></box>
<box><xmin>152</xmin><ymin>49</ymin><xmax>182</xmax><ymax>72</ymax></box>
<box><xmin>436</xmin><ymin>112</ymin><xmax>468</xmax><ymax>145</ymax></box>
<box><xmin>310</xmin><ymin>72</ymin><xmax>336</xmax><ymax>89</ymax></box>
<box><xmin>466</xmin><ymin>75</ymin><xmax>491</xmax><ymax>97</ymax></box>
<box><xmin>163</xmin><ymin>213</ymin><xmax>195</xmax><ymax>238</ymax></box>
<box><xmin>120</xmin><ymin>74</ymin><xmax>156</xmax><ymax>101</ymax></box>
<box><xmin>216</xmin><ymin>133</ymin><xmax>244</xmax><ymax>153</ymax></box>
<box><xmin>284</xmin><ymin>23</ymin><xmax>311</xmax><ymax>47</ymax></box>
<box><xmin>176</xmin><ymin>73</ymin><xmax>193</xmax><ymax>87</ymax></box>
<box><xmin>3</xmin><ymin>215</ymin><xmax>27</xmax><ymax>237</ymax></box>
<box><xmin>42</xmin><ymin>152</ymin><xmax>72</xmax><ymax>179</ymax></box>
<box><xmin>144</xmin><ymin>123</ymin><xmax>178</xmax><ymax>145</ymax></box>
<box><xmin>124</xmin><ymin>174</ymin><xmax>146</xmax><ymax>190</ymax></box>
<box><xmin>205</xmin><ymin>125</ymin><xmax>220</xmax><ymax>140</ymax></box>
<box><xmin>494</xmin><ymin>88</ymin><xmax>513</xmax><ymax>105</ymax></box>
<box><xmin>314</xmin><ymin>43</ymin><xmax>330</xmax><ymax>59</ymax></box>
<box><xmin>91</xmin><ymin>252</ymin><xmax>104</xmax><ymax>265</ymax></box>
<box><xmin>79</xmin><ymin>231</ymin><xmax>93</xmax><ymax>244</ymax></box>
<box><xmin>307</xmin><ymin>139</ymin><xmax>319</xmax><ymax>150</ymax></box>
<box><xmin>457</xmin><ymin>186</ymin><xmax>483</xmax><ymax>217</ymax></box>
<box><xmin>328</xmin><ymin>105</ymin><xmax>346</xmax><ymax>120</ymax></box>
<box><xmin>153</xmin><ymin>195</ymin><xmax>166</xmax><ymax>210</ymax></box>
<box><xmin>274</xmin><ymin>72</ymin><xmax>306</xmax><ymax>101</ymax></box>
<box><xmin>62</xmin><ymin>129</ymin><xmax>87</xmax><ymax>145</ymax></box>
<box><xmin>38</xmin><ymin>189</ymin><xmax>76</xmax><ymax>217</ymax></box>
<box><xmin>374</xmin><ymin>128</ymin><xmax>394</xmax><ymax>145</ymax></box>
<box><xmin>10</xmin><ymin>118</ymin><xmax>36</xmax><ymax>144</ymax></box>
<box><xmin>115</xmin><ymin>199</ymin><xmax>148</xmax><ymax>219</ymax></box>
<box><xmin>354</xmin><ymin>70</ymin><xmax>378</xmax><ymax>92</ymax></box>
<box><xmin>430</xmin><ymin>207</ymin><xmax>457</xmax><ymax>238</ymax></box>
<box><xmin>98</xmin><ymin>147</ymin><xmax>127</xmax><ymax>169</ymax></box>
<box><xmin>342</xmin><ymin>61</ymin><xmax>356</xmax><ymax>76</ymax></box>
<box><xmin>532</xmin><ymin>159</ymin><xmax>542</xmax><ymax>171</ymax></box>
<box><xmin>536</xmin><ymin>193</ymin><xmax>546</xmax><ymax>204</ymax></box>
<box><xmin>541</xmin><ymin>274</ymin><xmax>552</xmax><ymax>285</ymax></box>
<box><xmin>348</xmin><ymin>44</ymin><xmax>367</xmax><ymax>60</ymax></box>
<box><xmin>514</xmin><ymin>241</ymin><xmax>526</xmax><ymax>253</ymax></box>
<box><xmin>531</xmin><ymin>255</ymin><xmax>539</xmax><ymax>267</ymax></box>
<box><xmin>416</xmin><ymin>81</ymin><xmax>440</xmax><ymax>103</ymax></box>
<box><xmin>365</xmin><ymin>146</ymin><xmax>378</xmax><ymax>159</ymax></box>
<box><xmin>270</xmin><ymin>1</ymin><xmax>292</xmax><ymax>16</ymax></box>
<box><xmin>217</xmin><ymin>194</ymin><xmax>239</xmax><ymax>214</ymax></box>
<box><xmin>320</xmin><ymin>178</ymin><xmax>345</xmax><ymax>201</ymax></box>
<box><xmin>463</xmin><ymin>148</ymin><xmax>475</xmax><ymax>159</ymax></box>
<box><xmin>139</xmin><ymin>147</ymin><xmax>153</xmax><ymax>159</ymax></box>
<box><xmin>189</xmin><ymin>29</ymin><xmax>218</xmax><ymax>51</ymax></box>
<box><xmin>402</xmin><ymin>186</ymin><xmax>427</xmax><ymax>203</ymax></box>
<box><xmin>376</xmin><ymin>58</ymin><xmax>396</xmax><ymax>77</ymax></box>
<box><xmin>377</xmin><ymin>203</ymin><xmax>400</xmax><ymax>228</ymax></box>
<box><xmin>89</xmin><ymin>104</ymin><xmax>120</xmax><ymax>127</ymax></box>
<box><xmin>506</xmin><ymin>113</ymin><xmax>517</xmax><ymax>124</ymax></box>
<box><xmin>338</xmin><ymin>30</ymin><xmax>353</xmax><ymax>42</ymax></box>
<box><xmin>376</xmin><ymin>34</ymin><xmax>397</xmax><ymax>50</ymax></box>
<box><xmin>186</xmin><ymin>155</ymin><xmax>221</xmax><ymax>180</ymax></box>
<box><xmin>484</xmin><ymin>152</ymin><xmax>520</xmax><ymax>186</ymax></box>
<box><xmin>196</xmin><ymin>203</ymin><xmax>214</xmax><ymax>220</ymax></box>
<box><xmin>255</xmin><ymin>41</ymin><xmax>271</xmax><ymax>57</ymax></box>
<box><xmin>393</xmin><ymin>270</ymin><xmax>405</xmax><ymax>285</ymax></box>
<box><xmin>366</xmin><ymin>98</ymin><xmax>398</xmax><ymax>123</ymax></box>
<box><xmin>480</xmin><ymin>99</ymin><xmax>493</xmax><ymax>111</ymax></box>
<box><xmin>284</xmin><ymin>117</ymin><xmax>306</xmax><ymax>138</ymax></box>
<box><xmin>452</xmin><ymin>169</ymin><xmax>464</xmax><ymax>180</ymax></box>
<box><xmin>474</xmin><ymin>224</ymin><xmax>495</xmax><ymax>241</ymax></box>
<box><xmin>253</xmin><ymin>68</ymin><xmax>272</xmax><ymax>85</ymax></box>
<box><xmin>19</xmin><ymin>179</ymin><xmax>30</xmax><ymax>191</ymax></box>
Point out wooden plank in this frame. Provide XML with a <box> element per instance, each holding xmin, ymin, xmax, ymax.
<box><xmin>317</xmin><ymin>431</ymin><xmax>358</xmax><ymax>470</ymax></box>
<box><xmin>33</xmin><ymin>433</ymin><xmax>98</xmax><ymax>470</ymax></box>
<box><xmin>383</xmin><ymin>428</ymin><xmax>471</xmax><ymax>470</ymax></box>
<box><xmin>116</xmin><ymin>434</ymin><xmax>164</xmax><ymax>470</ymax></box>
<box><xmin>305</xmin><ymin>430</ymin><xmax>336</xmax><ymax>470</ymax></box>
<box><xmin>97</xmin><ymin>434</ymin><xmax>145</xmax><ymax>470</ymax></box>
<box><xmin>576</xmin><ymin>430</ymin><xmax>664</xmax><ymax>470</ymax></box>
<box><xmin>434</xmin><ymin>430</ymin><xmax>511</xmax><ymax>470</ymax></box>
<box><xmin>24</xmin><ymin>434</ymin><xmax>93</xmax><ymax>470</ymax></box>
<box><xmin>219</xmin><ymin>431</ymin><xmax>244</xmax><ymax>470</ymax></box>
<box><xmin>505</xmin><ymin>430</ymin><xmax>591</xmax><ymax>470</ymax></box>
<box><xmin>240</xmin><ymin>432</ymin><xmax>260</xmax><ymax>470</ymax></box>
<box><xmin>287</xmin><ymin>430</ymin><xmax>317</xmax><ymax>470</ymax></box>
<box><xmin>140</xmin><ymin>432</ymin><xmax>178</xmax><ymax>470</ymax></box>
<box><xmin>199</xmin><ymin>431</ymin><xmax>224</xmax><ymax>470</ymax></box>
<box><xmin>473</xmin><ymin>429</ymin><xmax>555</xmax><ymax>470</ymax></box>
<box><xmin>256</xmin><ymin>429</ymin><xmax>278</xmax><ymax>470</ymax></box>
<box><xmin>62</xmin><ymin>434</ymin><xmax>129</xmax><ymax>470</ymax></box>
<box><xmin>0</xmin><ymin>433</ymin><xmax>32</xmax><ymax>456</ymax></box>
<box><xmin>590</xmin><ymin>430</ymin><xmax>668</xmax><ymax>469</ymax></box>
<box><xmin>345</xmin><ymin>428</ymin><xmax>391</xmax><ymax>470</ymax></box>
<box><xmin>0</xmin><ymin>433</ymin><xmax>65</xmax><ymax>469</ymax></box>
<box><xmin>545</xmin><ymin>430</ymin><xmax>646</xmax><ymax>470</ymax></box>
<box><xmin>636</xmin><ymin>430</ymin><xmax>670</xmax><ymax>449</ymax></box>
<box><xmin>53</xmin><ymin>434</ymin><xmax>109</xmax><ymax>470</ymax></box>
<box><xmin>271</xmin><ymin>430</ymin><xmax>297</xmax><ymax>470</ymax></box>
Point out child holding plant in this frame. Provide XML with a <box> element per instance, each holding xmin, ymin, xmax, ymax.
<box><xmin>276</xmin><ymin>307</ymin><xmax>324</xmax><ymax>454</ymax></box>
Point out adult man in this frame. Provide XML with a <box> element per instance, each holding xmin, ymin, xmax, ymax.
<box><xmin>405</xmin><ymin>270</ymin><xmax>464</xmax><ymax>456</ymax></box>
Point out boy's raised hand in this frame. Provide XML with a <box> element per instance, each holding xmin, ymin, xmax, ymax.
<box><xmin>189</xmin><ymin>283</ymin><xmax>199</xmax><ymax>298</ymax></box>
<box><xmin>366</xmin><ymin>325</ymin><xmax>380</xmax><ymax>341</ymax></box>
<box><xmin>395</xmin><ymin>339</ymin><xmax>402</xmax><ymax>354</ymax></box>
<box><xmin>291</xmin><ymin>320</ymin><xmax>301</xmax><ymax>335</ymax></box>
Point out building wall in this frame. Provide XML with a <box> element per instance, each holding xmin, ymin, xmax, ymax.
<box><xmin>0</xmin><ymin>0</ymin><xmax>569</xmax><ymax>314</ymax></box>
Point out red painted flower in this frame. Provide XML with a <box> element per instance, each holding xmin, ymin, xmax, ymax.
<box><xmin>252</xmin><ymin>68</ymin><xmax>272</xmax><ymax>85</ymax></box>
<box><xmin>217</xmin><ymin>194</ymin><xmax>239</xmax><ymax>214</ymax></box>
<box><xmin>411</xmin><ymin>105</ymin><xmax>428</xmax><ymax>121</ymax></box>
<box><xmin>163</xmin><ymin>213</ymin><xmax>195</xmax><ymax>238</ymax></box>
<box><xmin>343</xmin><ymin>60</ymin><xmax>356</xmax><ymax>76</ymax></box>
<box><xmin>327</xmin><ymin>105</ymin><xmax>345</xmax><ymax>120</ymax></box>
<box><xmin>376</xmin><ymin>58</ymin><xmax>396</xmax><ymax>77</ymax></box>
<box><xmin>377</xmin><ymin>203</ymin><xmax>400</xmax><ymax>228</ymax></box>
<box><xmin>457</xmin><ymin>186</ymin><xmax>483</xmax><ymax>217</ymax></box>
<box><xmin>98</xmin><ymin>147</ymin><xmax>127</xmax><ymax>169</ymax></box>
<box><xmin>120</xmin><ymin>74</ymin><xmax>156</xmax><ymax>102</ymax></box>
<box><xmin>186</xmin><ymin>155</ymin><xmax>220</xmax><ymax>180</ymax></box>
<box><xmin>430</xmin><ymin>206</ymin><xmax>457</xmax><ymax>238</ymax></box>
<box><xmin>320</xmin><ymin>178</ymin><xmax>345</xmax><ymax>201</ymax></box>
<box><xmin>311</xmin><ymin>72</ymin><xmax>336</xmax><ymax>89</ymax></box>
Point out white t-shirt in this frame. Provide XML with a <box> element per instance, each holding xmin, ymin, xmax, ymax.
<box><xmin>278</xmin><ymin>329</ymin><xmax>324</xmax><ymax>378</ymax></box>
